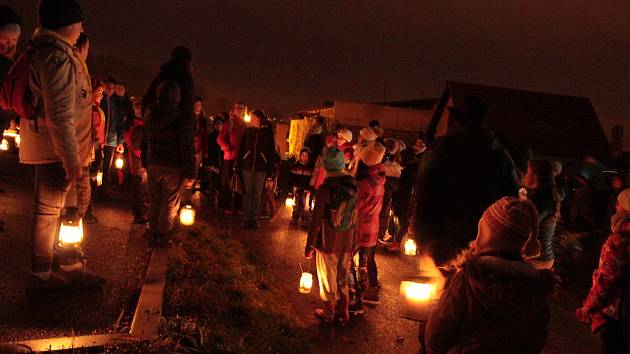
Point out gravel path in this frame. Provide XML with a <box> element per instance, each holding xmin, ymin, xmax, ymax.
<box><xmin>0</xmin><ymin>155</ymin><xmax>150</xmax><ymax>342</ymax></box>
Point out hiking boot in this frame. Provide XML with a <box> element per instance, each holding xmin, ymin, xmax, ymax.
<box><xmin>349</xmin><ymin>301</ymin><xmax>364</xmax><ymax>315</ymax></box>
<box><xmin>63</xmin><ymin>268</ymin><xmax>106</xmax><ymax>291</ymax></box>
<box><xmin>133</xmin><ymin>215</ymin><xmax>148</xmax><ymax>225</ymax></box>
<box><xmin>363</xmin><ymin>286</ymin><xmax>381</xmax><ymax>305</ymax></box>
<box><xmin>315</xmin><ymin>301</ymin><xmax>335</xmax><ymax>323</ymax></box>
<box><xmin>84</xmin><ymin>212</ymin><xmax>99</xmax><ymax>224</ymax></box>
<box><xmin>385</xmin><ymin>242</ymin><xmax>401</xmax><ymax>253</ymax></box>
<box><xmin>26</xmin><ymin>272</ymin><xmax>69</xmax><ymax>295</ymax></box>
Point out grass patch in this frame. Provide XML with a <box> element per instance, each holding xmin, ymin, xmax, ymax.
<box><xmin>106</xmin><ymin>221</ymin><xmax>311</xmax><ymax>353</ymax></box>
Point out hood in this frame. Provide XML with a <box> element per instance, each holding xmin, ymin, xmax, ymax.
<box><xmin>32</xmin><ymin>27</ymin><xmax>74</xmax><ymax>49</ymax></box>
<box><xmin>382</xmin><ymin>161</ymin><xmax>403</xmax><ymax>178</ymax></box>
<box><xmin>146</xmin><ymin>102</ymin><xmax>181</xmax><ymax>130</ymax></box>
<box><xmin>462</xmin><ymin>255</ymin><xmax>554</xmax><ymax>312</ymax></box>
<box><xmin>443</xmin><ymin>125</ymin><xmax>498</xmax><ymax>152</ymax></box>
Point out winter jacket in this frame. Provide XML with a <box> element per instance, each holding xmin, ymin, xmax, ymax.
<box><xmin>310</xmin><ymin>154</ymin><xmax>327</xmax><ymax>190</ymax></box>
<box><xmin>426</xmin><ymin>255</ymin><xmax>554</xmax><ymax>354</ymax></box>
<box><xmin>193</xmin><ymin>112</ymin><xmax>208</xmax><ymax>161</ymax></box>
<box><xmin>100</xmin><ymin>94</ymin><xmax>125</xmax><ymax>147</ymax></box>
<box><xmin>290</xmin><ymin>161</ymin><xmax>313</xmax><ymax>191</ymax></box>
<box><xmin>92</xmin><ymin>104</ymin><xmax>105</xmax><ymax>148</ymax></box>
<box><xmin>207</xmin><ymin>129</ymin><xmax>222</xmax><ymax>169</ymax></box>
<box><xmin>125</xmin><ymin>117</ymin><xmax>145</xmax><ymax>175</ymax></box>
<box><xmin>20</xmin><ymin>28</ymin><xmax>93</xmax><ymax>173</ymax></box>
<box><xmin>414</xmin><ymin>126</ymin><xmax>519</xmax><ymax>257</ymax></box>
<box><xmin>304</xmin><ymin>133</ymin><xmax>324</xmax><ymax>163</ymax></box>
<box><xmin>142</xmin><ymin>102</ymin><xmax>195</xmax><ymax>179</ymax></box>
<box><xmin>142</xmin><ymin>60</ymin><xmax>194</xmax><ymax>121</ymax></box>
<box><xmin>393</xmin><ymin>148</ymin><xmax>423</xmax><ymax>212</ymax></box>
<box><xmin>235</xmin><ymin>126</ymin><xmax>277</xmax><ymax>174</ymax></box>
<box><xmin>355</xmin><ymin>164</ymin><xmax>386</xmax><ymax>248</ymax></box>
<box><xmin>307</xmin><ymin>172</ymin><xmax>357</xmax><ymax>254</ymax></box>
<box><xmin>217</xmin><ymin>116</ymin><xmax>246</xmax><ymax>160</ymax></box>
<box><xmin>583</xmin><ymin>213</ymin><xmax>630</xmax><ymax>332</ymax></box>
<box><xmin>526</xmin><ymin>188</ymin><xmax>560</xmax><ymax>263</ymax></box>
<box><xmin>339</xmin><ymin>142</ymin><xmax>354</xmax><ymax>164</ymax></box>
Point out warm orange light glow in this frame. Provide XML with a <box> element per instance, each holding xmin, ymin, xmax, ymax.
<box><xmin>299</xmin><ymin>272</ymin><xmax>313</xmax><ymax>294</ymax></box>
<box><xmin>0</xmin><ymin>139</ymin><xmax>8</xmax><ymax>151</ymax></box>
<box><xmin>404</xmin><ymin>239</ymin><xmax>417</xmax><ymax>256</ymax></box>
<box><xmin>115</xmin><ymin>157</ymin><xmax>124</xmax><ymax>169</ymax></box>
<box><xmin>59</xmin><ymin>219</ymin><xmax>84</xmax><ymax>245</ymax></box>
<box><xmin>179</xmin><ymin>205</ymin><xmax>195</xmax><ymax>226</ymax></box>
<box><xmin>401</xmin><ymin>281</ymin><xmax>436</xmax><ymax>301</ymax></box>
<box><xmin>96</xmin><ymin>171</ymin><xmax>103</xmax><ymax>186</ymax></box>
<box><xmin>244</xmin><ymin>113</ymin><xmax>251</xmax><ymax>123</ymax></box>
<box><xmin>285</xmin><ymin>197</ymin><xmax>295</xmax><ymax>207</ymax></box>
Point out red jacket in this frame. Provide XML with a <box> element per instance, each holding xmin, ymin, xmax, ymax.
<box><xmin>583</xmin><ymin>214</ymin><xmax>630</xmax><ymax>332</ymax></box>
<box><xmin>354</xmin><ymin>164</ymin><xmax>385</xmax><ymax>248</ymax></box>
<box><xmin>125</xmin><ymin>118</ymin><xmax>145</xmax><ymax>174</ymax></box>
<box><xmin>217</xmin><ymin>116</ymin><xmax>246</xmax><ymax>161</ymax></box>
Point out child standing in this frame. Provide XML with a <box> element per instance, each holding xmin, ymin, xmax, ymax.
<box><xmin>290</xmin><ymin>147</ymin><xmax>313</xmax><ymax>225</ymax></box>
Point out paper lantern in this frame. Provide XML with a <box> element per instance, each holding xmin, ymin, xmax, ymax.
<box><xmin>59</xmin><ymin>217</ymin><xmax>83</xmax><ymax>245</ymax></box>
<box><xmin>399</xmin><ymin>277</ymin><xmax>440</xmax><ymax>321</ymax></box>
<box><xmin>404</xmin><ymin>238</ymin><xmax>417</xmax><ymax>256</ymax></box>
<box><xmin>299</xmin><ymin>272</ymin><xmax>313</xmax><ymax>294</ymax></box>
<box><xmin>0</xmin><ymin>139</ymin><xmax>8</xmax><ymax>151</ymax></box>
<box><xmin>96</xmin><ymin>171</ymin><xmax>103</xmax><ymax>186</ymax></box>
<box><xmin>179</xmin><ymin>204</ymin><xmax>195</xmax><ymax>226</ymax></box>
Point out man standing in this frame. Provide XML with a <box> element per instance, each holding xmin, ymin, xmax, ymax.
<box><xmin>20</xmin><ymin>0</ymin><xmax>105</xmax><ymax>293</ymax></box>
<box><xmin>100</xmin><ymin>77</ymin><xmax>125</xmax><ymax>190</ymax></box>
<box><xmin>0</xmin><ymin>5</ymin><xmax>22</xmax><ymax>227</ymax></box>
<box><xmin>217</xmin><ymin>101</ymin><xmax>246</xmax><ymax>215</ymax></box>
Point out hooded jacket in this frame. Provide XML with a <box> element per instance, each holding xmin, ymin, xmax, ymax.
<box><xmin>414</xmin><ymin>126</ymin><xmax>519</xmax><ymax>255</ymax></box>
<box><xmin>20</xmin><ymin>28</ymin><xmax>92</xmax><ymax>173</ymax></box>
<box><xmin>235</xmin><ymin>125</ymin><xmax>277</xmax><ymax>174</ymax></box>
<box><xmin>142</xmin><ymin>60</ymin><xmax>194</xmax><ymax>121</ymax></box>
<box><xmin>142</xmin><ymin>101</ymin><xmax>195</xmax><ymax>179</ymax></box>
<box><xmin>426</xmin><ymin>255</ymin><xmax>554</xmax><ymax>354</ymax></box>
<box><xmin>355</xmin><ymin>164</ymin><xmax>386</xmax><ymax>248</ymax></box>
<box><xmin>307</xmin><ymin>172</ymin><xmax>357</xmax><ymax>254</ymax></box>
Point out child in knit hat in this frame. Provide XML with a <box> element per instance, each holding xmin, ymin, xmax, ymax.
<box><xmin>577</xmin><ymin>188</ymin><xmax>630</xmax><ymax>352</ymax></box>
<box><xmin>425</xmin><ymin>197</ymin><xmax>553</xmax><ymax>354</ymax></box>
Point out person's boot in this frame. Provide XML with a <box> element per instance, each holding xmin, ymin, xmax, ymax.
<box><xmin>63</xmin><ymin>267</ymin><xmax>106</xmax><ymax>292</ymax></box>
<box><xmin>315</xmin><ymin>301</ymin><xmax>336</xmax><ymax>323</ymax></box>
<box><xmin>336</xmin><ymin>294</ymin><xmax>350</xmax><ymax>326</ymax></box>
<box><xmin>363</xmin><ymin>285</ymin><xmax>381</xmax><ymax>305</ymax></box>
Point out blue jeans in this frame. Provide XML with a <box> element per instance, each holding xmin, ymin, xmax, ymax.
<box><xmin>31</xmin><ymin>163</ymin><xmax>90</xmax><ymax>273</ymax></box>
<box><xmin>241</xmin><ymin>170</ymin><xmax>267</xmax><ymax>223</ymax></box>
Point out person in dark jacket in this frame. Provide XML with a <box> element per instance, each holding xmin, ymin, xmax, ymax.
<box><xmin>303</xmin><ymin>123</ymin><xmax>324</xmax><ymax>164</ymax></box>
<box><xmin>142</xmin><ymin>46</ymin><xmax>194</xmax><ymax>122</ymax></box>
<box><xmin>206</xmin><ymin>115</ymin><xmax>224</xmax><ymax>212</ymax></box>
<box><xmin>376</xmin><ymin>138</ymin><xmax>404</xmax><ymax>246</ymax></box>
<box><xmin>142</xmin><ymin>81</ymin><xmax>195</xmax><ymax>246</ymax></box>
<box><xmin>289</xmin><ymin>147</ymin><xmax>313</xmax><ymax>225</ymax></box>
<box><xmin>100</xmin><ymin>77</ymin><xmax>126</xmax><ymax>190</ymax></box>
<box><xmin>522</xmin><ymin>160</ymin><xmax>561</xmax><ymax>270</ymax></box>
<box><xmin>414</xmin><ymin>96</ymin><xmax>519</xmax><ymax>267</ymax></box>
<box><xmin>126</xmin><ymin>97</ymin><xmax>149</xmax><ymax>224</ymax></box>
<box><xmin>305</xmin><ymin>147</ymin><xmax>357</xmax><ymax>325</ymax></box>
<box><xmin>426</xmin><ymin>197</ymin><xmax>552</xmax><ymax>354</ymax></box>
<box><xmin>235</xmin><ymin>110</ymin><xmax>277</xmax><ymax>229</ymax></box>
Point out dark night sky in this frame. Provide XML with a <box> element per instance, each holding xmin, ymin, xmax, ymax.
<box><xmin>7</xmin><ymin>0</ymin><xmax>630</xmax><ymax>147</ymax></box>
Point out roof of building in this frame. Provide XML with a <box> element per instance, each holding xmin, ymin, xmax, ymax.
<box><xmin>441</xmin><ymin>81</ymin><xmax>611</xmax><ymax>161</ymax></box>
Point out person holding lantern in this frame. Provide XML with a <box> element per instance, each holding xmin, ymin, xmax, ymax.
<box><xmin>576</xmin><ymin>188</ymin><xmax>630</xmax><ymax>353</ymax></box>
<box><xmin>305</xmin><ymin>147</ymin><xmax>357</xmax><ymax>325</ymax></box>
<box><xmin>376</xmin><ymin>138</ymin><xmax>404</xmax><ymax>247</ymax></box>
<box><xmin>289</xmin><ymin>147</ymin><xmax>313</xmax><ymax>225</ymax></box>
<box><xmin>425</xmin><ymin>197</ymin><xmax>552</xmax><ymax>354</ymax></box>
<box><xmin>100</xmin><ymin>76</ymin><xmax>126</xmax><ymax>192</ymax></box>
<box><xmin>20</xmin><ymin>0</ymin><xmax>106</xmax><ymax>293</ymax></box>
<box><xmin>218</xmin><ymin>101</ymin><xmax>247</xmax><ymax>215</ymax></box>
<box><xmin>125</xmin><ymin>97</ymin><xmax>149</xmax><ymax>225</ymax></box>
<box><xmin>142</xmin><ymin>80</ymin><xmax>195</xmax><ymax>246</ymax></box>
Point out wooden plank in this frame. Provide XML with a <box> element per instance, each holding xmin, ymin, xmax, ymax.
<box><xmin>0</xmin><ymin>334</ymin><xmax>137</xmax><ymax>353</ymax></box>
<box><xmin>129</xmin><ymin>247</ymin><xmax>168</xmax><ymax>340</ymax></box>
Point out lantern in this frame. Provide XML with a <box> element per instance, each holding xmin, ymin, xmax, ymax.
<box><xmin>0</xmin><ymin>139</ymin><xmax>8</xmax><ymax>151</ymax></box>
<box><xmin>179</xmin><ymin>204</ymin><xmax>196</xmax><ymax>226</ymax></box>
<box><xmin>404</xmin><ymin>238</ymin><xmax>417</xmax><ymax>256</ymax></box>
<box><xmin>243</xmin><ymin>112</ymin><xmax>251</xmax><ymax>123</ymax></box>
<box><xmin>59</xmin><ymin>211</ymin><xmax>84</xmax><ymax>246</ymax></box>
<box><xmin>285</xmin><ymin>197</ymin><xmax>295</xmax><ymax>208</ymax></box>
<box><xmin>96</xmin><ymin>171</ymin><xmax>103</xmax><ymax>186</ymax></box>
<box><xmin>399</xmin><ymin>277</ymin><xmax>440</xmax><ymax>321</ymax></box>
<box><xmin>299</xmin><ymin>272</ymin><xmax>313</xmax><ymax>294</ymax></box>
<box><xmin>115</xmin><ymin>155</ymin><xmax>124</xmax><ymax>169</ymax></box>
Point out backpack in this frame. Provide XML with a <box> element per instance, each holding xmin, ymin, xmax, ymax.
<box><xmin>0</xmin><ymin>48</ymin><xmax>37</xmax><ymax>120</ymax></box>
<box><xmin>326</xmin><ymin>183</ymin><xmax>357</xmax><ymax>231</ymax></box>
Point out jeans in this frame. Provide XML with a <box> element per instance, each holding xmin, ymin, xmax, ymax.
<box><xmin>131</xmin><ymin>171</ymin><xmax>149</xmax><ymax>217</ymax></box>
<box><xmin>316</xmin><ymin>251</ymin><xmax>350</xmax><ymax>302</ymax></box>
<box><xmin>31</xmin><ymin>163</ymin><xmax>90</xmax><ymax>273</ymax></box>
<box><xmin>241</xmin><ymin>170</ymin><xmax>267</xmax><ymax>223</ymax></box>
<box><xmin>147</xmin><ymin>165</ymin><xmax>183</xmax><ymax>235</ymax></box>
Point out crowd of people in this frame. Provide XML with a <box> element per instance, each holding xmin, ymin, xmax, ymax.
<box><xmin>0</xmin><ymin>1</ymin><xmax>629</xmax><ymax>353</ymax></box>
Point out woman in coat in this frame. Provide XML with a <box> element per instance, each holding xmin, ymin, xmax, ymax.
<box><xmin>235</xmin><ymin>110</ymin><xmax>277</xmax><ymax>229</ymax></box>
<box><xmin>425</xmin><ymin>197</ymin><xmax>553</xmax><ymax>354</ymax></box>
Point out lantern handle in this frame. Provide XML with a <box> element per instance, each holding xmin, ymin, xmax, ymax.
<box><xmin>299</xmin><ymin>262</ymin><xmax>304</xmax><ymax>274</ymax></box>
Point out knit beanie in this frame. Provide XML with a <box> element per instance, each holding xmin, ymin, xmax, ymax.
<box><xmin>0</xmin><ymin>5</ymin><xmax>21</xmax><ymax>30</ymax></box>
<box><xmin>360</xmin><ymin>141</ymin><xmax>386</xmax><ymax>167</ymax></box>
<box><xmin>337</xmin><ymin>129</ymin><xmax>352</xmax><ymax>143</ymax></box>
<box><xmin>38</xmin><ymin>0</ymin><xmax>83</xmax><ymax>30</ymax></box>
<box><xmin>360</xmin><ymin>127</ymin><xmax>378</xmax><ymax>142</ymax></box>
<box><xmin>618</xmin><ymin>188</ymin><xmax>630</xmax><ymax>211</ymax></box>
<box><xmin>475</xmin><ymin>197</ymin><xmax>541</xmax><ymax>259</ymax></box>
<box><xmin>323</xmin><ymin>147</ymin><xmax>346</xmax><ymax>172</ymax></box>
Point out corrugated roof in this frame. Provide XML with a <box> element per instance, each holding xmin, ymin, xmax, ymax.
<box><xmin>445</xmin><ymin>81</ymin><xmax>611</xmax><ymax>161</ymax></box>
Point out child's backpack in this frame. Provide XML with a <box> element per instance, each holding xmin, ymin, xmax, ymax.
<box><xmin>0</xmin><ymin>48</ymin><xmax>37</xmax><ymax>120</ymax></box>
<box><xmin>326</xmin><ymin>183</ymin><xmax>357</xmax><ymax>231</ymax></box>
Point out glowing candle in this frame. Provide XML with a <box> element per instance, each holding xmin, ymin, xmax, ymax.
<box><xmin>0</xmin><ymin>139</ymin><xmax>8</xmax><ymax>151</ymax></box>
<box><xmin>285</xmin><ymin>197</ymin><xmax>295</xmax><ymax>208</ymax></box>
<box><xmin>59</xmin><ymin>218</ymin><xmax>83</xmax><ymax>245</ymax></box>
<box><xmin>299</xmin><ymin>272</ymin><xmax>313</xmax><ymax>294</ymax></box>
<box><xmin>96</xmin><ymin>171</ymin><xmax>103</xmax><ymax>186</ymax></box>
<box><xmin>179</xmin><ymin>205</ymin><xmax>196</xmax><ymax>226</ymax></box>
<box><xmin>404</xmin><ymin>239</ymin><xmax>417</xmax><ymax>256</ymax></box>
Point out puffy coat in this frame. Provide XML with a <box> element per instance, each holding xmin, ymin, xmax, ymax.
<box><xmin>306</xmin><ymin>172</ymin><xmax>357</xmax><ymax>254</ymax></box>
<box><xmin>142</xmin><ymin>102</ymin><xmax>195</xmax><ymax>179</ymax></box>
<box><xmin>217</xmin><ymin>116</ymin><xmax>246</xmax><ymax>160</ymax></box>
<box><xmin>414</xmin><ymin>126</ymin><xmax>519</xmax><ymax>263</ymax></box>
<box><xmin>235</xmin><ymin>126</ymin><xmax>277</xmax><ymax>174</ymax></box>
<box><xmin>426</xmin><ymin>255</ymin><xmax>554</xmax><ymax>354</ymax></box>
<box><xmin>355</xmin><ymin>164</ymin><xmax>386</xmax><ymax>248</ymax></box>
<box><xmin>20</xmin><ymin>28</ymin><xmax>92</xmax><ymax>174</ymax></box>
